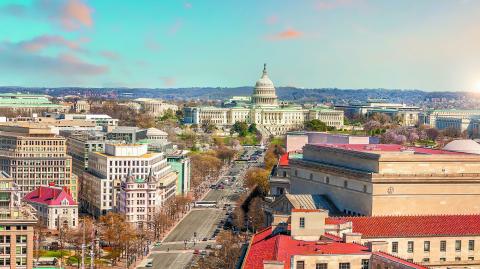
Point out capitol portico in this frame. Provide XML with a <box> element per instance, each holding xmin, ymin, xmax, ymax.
<box><xmin>183</xmin><ymin>64</ymin><xmax>344</xmax><ymax>136</ymax></box>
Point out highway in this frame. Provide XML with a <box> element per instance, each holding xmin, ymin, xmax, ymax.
<box><xmin>137</xmin><ymin>147</ymin><xmax>262</xmax><ymax>269</ymax></box>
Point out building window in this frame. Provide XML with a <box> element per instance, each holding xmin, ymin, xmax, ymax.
<box><xmin>339</xmin><ymin>263</ymin><xmax>350</xmax><ymax>269</ymax></box>
<box><xmin>392</xmin><ymin>242</ymin><xmax>398</xmax><ymax>253</ymax></box>
<box><xmin>343</xmin><ymin>180</ymin><xmax>348</xmax><ymax>188</ymax></box>
<box><xmin>439</xmin><ymin>257</ymin><xmax>446</xmax><ymax>262</ymax></box>
<box><xmin>299</xmin><ymin>217</ymin><xmax>305</xmax><ymax>228</ymax></box>
<box><xmin>424</xmin><ymin>241</ymin><xmax>430</xmax><ymax>252</ymax></box>
<box><xmin>407</xmin><ymin>241</ymin><xmax>414</xmax><ymax>253</ymax></box>
<box><xmin>422</xmin><ymin>258</ymin><xmax>430</xmax><ymax>263</ymax></box>
<box><xmin>363</xmin><ymin>185</ymin><xmax>367</xmax><ymax>193</ymax></box>
<box><xmin>455</xmin><ymin>257</ymin><xmax>461</xmax><ymax>261</ymax></box>
<box><xmin>440</xmin><ymin>240</ymin><xmax>446</xmax><ymax>252</ymax></box>
<box><xmin>310</xmin><ymin>173</ymin><xmax>313</xmax><ymax>180</ymax></box>
<box><xmin>456</xmin><ymin>240</ymin><xmax>462</xmax><ymax>252</ymax></box>
<box><xmin>468</xmin><ymin>256</ymin><xmax>474</xmax><ymax>261</ymax></box>
<box><xmin>296</xmin><ymin>261</ymin><xmax>305</xmax><ymax>269</ymax></box>
<box><xmin>361</xmin><ymin>259</ymin><xmax>369</xmax><ymax>269</ymax></box>
<box><xmin>325</xmin><ymin>177</ymin><xmax>329</xmax><ymax>184</ymax></box>
<box><xmin>294</xmin><ymin>170</ymin><xmax>298</xmax><ymax>176</ymax></box>
<box><xmin>316</xmin><ymin>264</ymin><xmax>327</xmax><ymax>269</ymax></box>
<box><xmin>469</xmin><ymin>240</ymin><xmax>475</xmax><ymax>251</ymax></box>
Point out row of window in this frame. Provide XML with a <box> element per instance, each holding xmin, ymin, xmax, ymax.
<box><xmin>394</xmin><ymin>240</ymin><xmax>475</xmax><ymax>253</ymax></box>
<box><xmin>0</xmin><ymin>257</ymin><xmax>27</xmax><ymax>266</ymax></box>
<box><xmin>296</xmin><ymin>260</ymin><xmax>369</xmax><ymax>269</ymax></box>
<box><xmin>0</xmin><ymin>226</ymin><xmax>28</xmax><ymax>232</ymax></box>
<box><xmin>0</xmin><ymin>246</ymin><xmax>26</xmax><ymax>255</ymax></box>
<box><xmin>295</xmin><ymin>171</ymin><xmax>369</xmax><ymax>193</ymax></box>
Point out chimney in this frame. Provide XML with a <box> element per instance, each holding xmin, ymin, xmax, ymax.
<box><xmin>368</xmin><ymin>241</ymin><xmax>389</xmax><ymax>252</ymax></box>
<box><xmin>343</xmin><ymin>232</ymin><xmax>363</xmax><ymax>244</ymax></box>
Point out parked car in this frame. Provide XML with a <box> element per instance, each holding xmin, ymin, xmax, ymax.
<box><xmin>194</xmin><ymin>249</ymin><xmax>200</xmax><ymax>255</ymax></box>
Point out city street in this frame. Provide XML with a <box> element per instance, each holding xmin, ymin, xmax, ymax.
<box><xmin>137</xmin><ymin>147</ymin><xmax>263</xmax><ymax>269</ymax></box>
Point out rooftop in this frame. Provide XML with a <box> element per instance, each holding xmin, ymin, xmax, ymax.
<box><xmin>242</xmin><ymin>227</ymin><xmax>370</xmax><ymax>269</ymax></box>
<box><xmin>327</xmin><ymin>215</ymin><xmax>480</xmax><ymax>238</ymax></box>
<box><xmin>316</xmin><ymin>143</ymin><xmax>465</xmax><ymax>155</ymax></box>
<box><xmin>24</xmin><ymin>185</ymin><xmax>77</xmax><ymax>206</ymax></box>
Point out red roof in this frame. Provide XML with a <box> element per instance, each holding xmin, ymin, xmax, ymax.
<box><xmin>278</xmin><ymin>152</ymin><xmax>289</xmax><ymax>166</ymax></box>
<box><xmin>24</xmin><ymin>186</ymin><xmax>77</xmax><ymax>206</ymax></box>
<box><xmin>242</xmin><ymin>227</ymin><xmax>370</xmax><ymax>269</ymax></box>
<box><xmin>318</xmin><ymin>144</ymin><xmax>464</xmax><ymax>155</ymax></box>
<box><xmin>329</xmin><ymin>215</ymin><xmax>480</xmax><ymax>238</ymax></box>
<box><xmin>373</xmin><ymin>252</ymin><xmax>428</xmax><ymax>269</ymax></box>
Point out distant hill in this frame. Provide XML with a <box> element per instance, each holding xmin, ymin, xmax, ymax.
<box><xmin>0</xmin><ymin>86</ymin><xmax>471</xmax><ymax>106</ymax></box>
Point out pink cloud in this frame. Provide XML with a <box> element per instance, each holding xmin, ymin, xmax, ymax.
<box><xmin>18</xmin><ymin>35</ymin><xmax>89</xmax><ymax>52</ymax></box>
<box><xmin>0</xmin><ymin>41</ymin><xmax>108</xmax><ymax>78</ymax></box>
<box><xmin>184</xmin><ymin>2</ymin><xmax>192</xmax><ymax>9</ymax></box>
<box><xmin>145</xmin><ymin>38</ymin><xmax>161</xmax><ymax>52</ymax></box>
<box><xmin>315</xmin><ymin>0</ymin><xmax>362</xmax><ymax>10</ymax></box>
<box><xmin>100</xmin><ymin>50</ymin><xmax>120</xmax><ymax>61</ymax></box>
<box><xmin>169</xmin><ymin>20</ymin><xmax>183</xmax><ymax>34</ymax></box>
<box><xmin>266</xmin><ymin>15</ymin><xmax>279</xmax><ymax>25</ymax></box>
<box><xmin>58</xmin><ymin>53</ymin><xmax>108</xmax><ymax>75</ymax></box>
<box><xmin>160</xmin><ymin>77</ymin><xmax>176</xmax><ymax>87</ymax></box>
<box><xmin>60</xmin><ymin>0</ymin><xmax>93</xmax><ymax>31</ymax></box>
<box><xmin>268</xmin><ymin>28</ymin><xmax>303</xmax><ymax>40</ymax></box>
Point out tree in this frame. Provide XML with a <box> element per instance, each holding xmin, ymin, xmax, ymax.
<box><xmin>244</xmin><ymin>168</ymin><xmax>270</xmax><ymax>195</ymax></box>
<box><xmin>231</xmin><ymin>121</ymin><xmax>249</xmax><ymax>137</ymax></box>
<box><xmin>304</xmin><ymin>119</ymin><xmax>327</xmax><ymax>131</ymax></box>
<box><xmin>98</xmin><ymin>212</ymin><xmax>136</xmax><ymax>265</ymax></box>
<box><xmin>247</xmin><ymin>197</ymin><xmax>265</xmax><ymax>232</ymax></box>
<box><xmin>248</xmin><ymin>123</ymin><xmax>257</xmax><ymax>134</ymax></box>
<box><xmin>442</xmin><ymin>127</ymin><xmax>461</xmax><ymax>138</ymax></box>
<box><xmin>426</xmin><ymin>128</ymin><xmax>440</xmax><ymax>141</ymax></box>
<box><xmin>215</xmin><ymin>146</ymin><xmax>237</xmax><ymax>164</ymax></box>
<box><xmin>193</xmin><ymin>231</ymin><xmax>243</xmax><ymax>269</ymax></box>
<box><xmin>363</xmin><ymin>120</ymin><xmax>381</xmax><ymax>133</ymax></box>
<box><xmin>201</xmin><ymin>121</ymin><xmax>217</xmax><ymax>133</ymax></box>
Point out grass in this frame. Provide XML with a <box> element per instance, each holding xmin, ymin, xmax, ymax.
<box><xmin>40</xmin><ymin>250</ymin><xmax>70</xmax><ymax>258</ymax></box>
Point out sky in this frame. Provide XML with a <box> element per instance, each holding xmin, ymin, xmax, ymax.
<box><xmin>1</xmin><ymin>0</ymin><xmax>480</xmax><ymax>91</ymax></box>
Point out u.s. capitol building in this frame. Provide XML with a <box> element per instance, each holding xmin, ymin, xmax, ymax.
<box><xmin>183</xmin><ymin>64</ymin><xmax>344</xmax><ymax>135</ymax></box>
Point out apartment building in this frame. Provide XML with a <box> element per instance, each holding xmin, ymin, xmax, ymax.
<box><xmin>0</xmin><ymin>123</ymin><xmax>77</xmax><ymax>200</ymax></box>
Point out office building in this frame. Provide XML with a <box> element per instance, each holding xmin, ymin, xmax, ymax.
<box><xmin>117</xmin><ymin>169</ymin><xmax>177</xmax><ymax>228</ymax></box>
<box><xmin>0</xmin><ymin>123</ymin><xmax>77</xmax><ymax>200</ymax></box>
<box><xmin>0</xmin><ymin>172</ymin><xmax>37</xmax><ymax>269</ymax></box>
<box><xmin>81</xmin><ymin>143</ymin><xmax>176</xmax><ymax>217</ymax></box>
<box><xmin>288</xmin><ymin>144</ymin><xmax>480</xmax><ymax>216</ymax></box>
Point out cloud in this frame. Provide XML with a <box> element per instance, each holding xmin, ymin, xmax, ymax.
<box><xmin>1</xmin><ymin>0</ymin><xmax>94</xmax><ymax>31</ymax></box>
<box><xmin>315</xmin><ymin>0</ymin><xmax>361</xmax><ymax>10</ymax></box>
<box><xmin>169</xmin><ymin>20</ymin><xmax>183</xmax><ymax>34</ymax></box>
<box><xmin>145</xmin><ymin>38</ymin><xmax>161</xmax><ymax>52</ymax></box>
<box><xmin>266</xmin><ymin>15</ymin><xmax>279</xmax><ymax>25</ymax></box>
<box><xmin>0</xmin><ymin>41</ymin><xmax>108</xmax><ymax>78</ymax></box>
<box><xmin>59</xmin><ymin>0</ymin><xmax>94</xmax><ymax>30</ymax></box>
<box><xmin>268</xmin><ymin>28</ymin><xmax>303</xmax><ymax>40</ymax></box>
<box><xmin>184</xmin><ymin>2</ymin><xmax>192</xmax><ymax>9</ymax></box>
<box><xmin>100</xmin><ymin>50</ymin><xmax>120</xmax><ymax>61</ymax></box>
<box><xmin>160</xmin><ymin>77</ymin><xmax>176</xmax><ymax>87</ymax></box>
<box><xmin>18</xmin><ymin>35</ymin><xmax>83</xmax><ymax>52</ymax></box>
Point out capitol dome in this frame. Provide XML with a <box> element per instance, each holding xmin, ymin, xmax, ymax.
<box><xmin>443</xmin><ymin>139</ymin><xmax>480</xmax><ymax>154</ymax></box>
<box><xmin>251</xmin><ymin>64</ymin><xmax>278</xmax><ymax>107</ymax></box>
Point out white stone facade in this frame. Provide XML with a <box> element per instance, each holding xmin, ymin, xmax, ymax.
<box><xmin>183</xmin><ymin>65</ymin><xmax>344</xmax><ymax>135</ymax></box>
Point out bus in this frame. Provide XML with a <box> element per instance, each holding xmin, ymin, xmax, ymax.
<box><xmin>194</xmin><ymin>201</ymin><xmax>218</xmax><ymax>208</ymax></box>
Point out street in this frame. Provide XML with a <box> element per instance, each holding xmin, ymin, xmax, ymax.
<box><xmin>137</xmin><ymin>147</ymin><xmax>263</xmax><ymax>269</ymax></box>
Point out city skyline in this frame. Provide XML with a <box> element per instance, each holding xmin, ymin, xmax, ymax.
<box><xmin>1</xmin><ymin>0</ymin><xmax>480</xmax><ymax>91</ymax></box>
